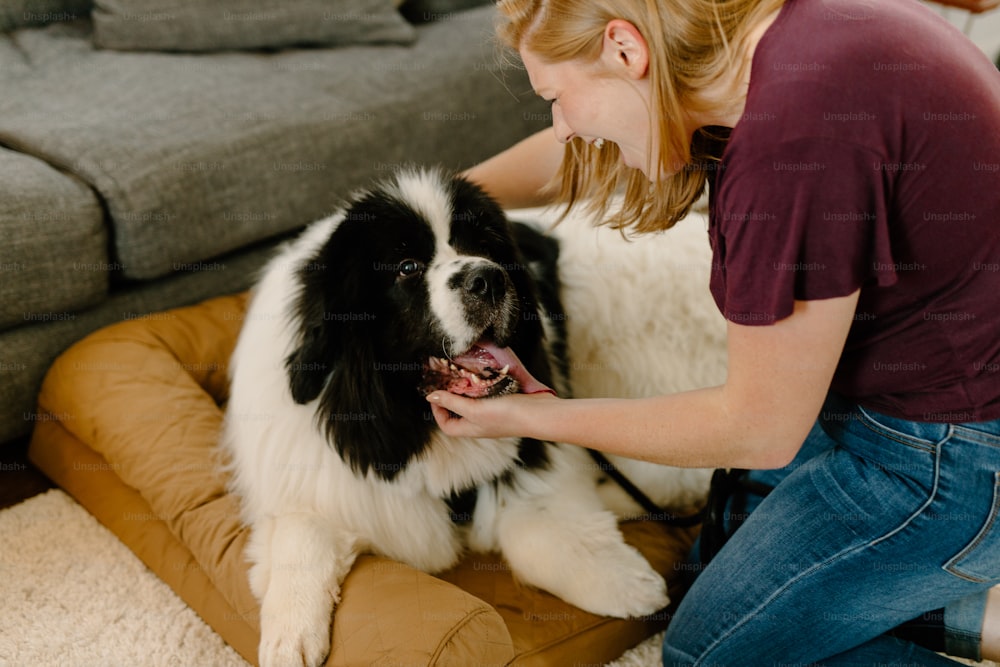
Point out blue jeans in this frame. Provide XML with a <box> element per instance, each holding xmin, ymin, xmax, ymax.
<box><xmin>663</xmin><ymin>394</ymin><xmax>1000</xmax><ymax>666</ymax></box>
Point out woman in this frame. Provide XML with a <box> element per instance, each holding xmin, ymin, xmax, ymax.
<box><xmin>424</xmin><ymin>0</ymin><xmax>1000</xmax><ymax>664</ymax></box>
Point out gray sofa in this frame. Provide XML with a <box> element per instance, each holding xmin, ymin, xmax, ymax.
<box><xmin>0</xmin><ymin>0</ymin><xmax>550</xmax><ymax>447</ymax></box>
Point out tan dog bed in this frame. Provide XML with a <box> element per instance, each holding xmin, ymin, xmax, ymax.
<box><xmin>28</xmin><ymin>292</ymin><xmax>697</xmax><ymax>666</ymax></box>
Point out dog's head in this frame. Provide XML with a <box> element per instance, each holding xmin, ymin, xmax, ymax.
<box><xmin>284</xmin><ymin>167</ymin><xmax>557</xmax><ymax>479</ymax></box>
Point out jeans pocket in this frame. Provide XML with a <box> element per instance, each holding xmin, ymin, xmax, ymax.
<box><xmin>944</xmin><ymin>472</ymin><xmax>1000</xmax><ymax>584</ymax></box>
<box><xmin>854</xmin><ymin>405</ymin><xmax>951</xmax><ymax>451</ymax></box>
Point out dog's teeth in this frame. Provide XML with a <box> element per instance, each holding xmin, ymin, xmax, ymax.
<box><xmin>449</xmin><ymin>363</ymin><xmax>458</xmax><ymax>372</ymax></box>
<box><xmin>499</xmin><ymin>365</ymin><xmax>509</xmax><ymax>376</ymax></box>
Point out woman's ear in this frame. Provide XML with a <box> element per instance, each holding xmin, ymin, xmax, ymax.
<box><xmin>602</xmin><ymin>19</ymin><xmax>650</xmax><ymax>79</ymax></box>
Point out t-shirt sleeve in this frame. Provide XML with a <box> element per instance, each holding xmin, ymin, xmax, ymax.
<box><xmin>710</xmin><ymin>136</ymin><xmax>899</xmax><ymax>325</ymax></box>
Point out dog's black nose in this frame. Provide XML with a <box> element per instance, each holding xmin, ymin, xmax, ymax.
<box><xmin>464</xmin><ymin>265</ymin><xmax>507</xmax><ymax>301</ymax></box>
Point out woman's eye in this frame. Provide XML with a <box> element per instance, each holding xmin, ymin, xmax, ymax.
<box><xmin>397</xmin><ymin>259</ymin><xmax>423</xmax><ymax>277</ymax></box>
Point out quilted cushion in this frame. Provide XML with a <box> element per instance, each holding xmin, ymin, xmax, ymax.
<box><xmin>29</xmin><ymin>291</ymin><xmax>697</xmax><ymax>666</ymax></box>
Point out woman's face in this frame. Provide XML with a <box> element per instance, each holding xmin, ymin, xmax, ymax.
<box><xmin>520</xmin><ymin>46</ymin><xmax>661</xmax><ymax>178</ymax></box>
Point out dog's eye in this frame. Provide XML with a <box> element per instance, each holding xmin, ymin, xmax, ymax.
<box><xmin>397</xmin><ymin>259</ymin><xmax>424</xmax><ymax>277</ymax></box>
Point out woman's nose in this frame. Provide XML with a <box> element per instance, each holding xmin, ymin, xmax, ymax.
<box><xmin>551</xmin><ymin>105</ymin><xmax>573</xmax><ymax>144</ymax></box>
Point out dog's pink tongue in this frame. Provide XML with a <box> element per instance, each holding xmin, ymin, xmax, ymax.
<box><xmin>473</xmin><ymin>342</ymin><xmax>556</xmax><ymax>395</ymax></box>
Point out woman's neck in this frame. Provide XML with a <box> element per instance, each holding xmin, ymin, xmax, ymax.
<box><xmin>687</xmin><ymin>8</ymin><xmax>782</xmax><ymax>131</ymax></box>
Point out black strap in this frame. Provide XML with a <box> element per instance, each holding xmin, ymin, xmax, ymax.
<box><xmin>586</xmin><ymin>454</ymin><xmax>782</xmax><ymax>571</ymax></box>
<box><xmin>587</xmin><ymin>450</ymin><xmax>704</xmax><ymax>528</ymax></box>
<box><xmin>699</xmin><ymin>468</ymin><xmax>774</xmax><ymax>568</ymax></box>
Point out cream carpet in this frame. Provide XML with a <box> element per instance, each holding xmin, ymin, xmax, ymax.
<box><xmin>0</xmin><ymin>489</ymin><xmax>247</xmax><ymax>667</ymax></box>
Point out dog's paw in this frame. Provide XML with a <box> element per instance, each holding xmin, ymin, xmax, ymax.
<box><xmin>590</xmin><ymin>551</ymin><xmax>670</xmax><ymax>618</ymax></box>
<box><xmin>247</xmin><ymin>515</ymin><xmax>360</xmax><ymax>667</ymax></box>
<box><xmin>259</xmin><ymin>631</ymin><xmax>329</xmax><ymax>667</ymax></box>
<box><xmin>258</xmin><ymin>590</ymin><xmax>334</xmax><ymax>667</ymax></box>
<box><xmin>561</xmin><ymin>544</ymin><xmax>670</xmax><ymax>619</ymax></box>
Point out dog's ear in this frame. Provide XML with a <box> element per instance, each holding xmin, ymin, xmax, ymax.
<box><xmin>322</xmin><ymin>345</ymin><xmax>434</xmax><ymax>481</ymax></box>
<box><xmin>507</xmin><ymin>221</ymin><xmax>566</xmax><ymax>391</ymax></box>
<box><xmin>301</xmin><ymin>304</ymin><xmax>432</xmax><ymax>480</ymax></box>
<box><xmin>284</xmin><ymin>230</ymin><xmax>360</xmax><ymax>405</ymax></box>
<box><xmin>282</xmin><ymin>202</ymin><xmax>433</xmax><ymax>478</ymax></box>
<box><xmin>285</xmin><ymin>319</ymin><xmax>334</xmax><ymax>405</ymax></box>
<box><xmin>509</xmin><ymin>221</ymin><xmax>563</xmax><ymax>332</ymax></box>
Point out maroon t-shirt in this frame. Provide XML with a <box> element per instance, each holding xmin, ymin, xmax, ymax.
<box><xmin>709</xmin><ymin>0</ymin><xmax>1000</xmax><ymax>422</ymax></box>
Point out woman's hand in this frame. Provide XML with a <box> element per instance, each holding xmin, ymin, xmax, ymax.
<box><xmin>426</xmin><ymin>390</ymin><xmax>559</xmax><ymax>440</ymax></box>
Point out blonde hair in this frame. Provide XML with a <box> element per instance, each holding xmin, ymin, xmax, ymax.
<box><xmin>496</xmin><ymin>0</ymin><xmax>784</xmax><ymax>233</ymax></box>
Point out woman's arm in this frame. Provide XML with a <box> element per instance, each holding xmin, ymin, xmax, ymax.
<box><xmin>927</xmin><ymin>0</ymin><xmax>998</xmax><ymax>13</ymax></box>
<box><xmin>428</xmin><ymin>290</ymin><xmax>860</xmax><ymax>469</ymax></box>
<box><xmin>461</xmin><ymin>129</ymin><xmax>565</xmax><ymax>209</ymax></box>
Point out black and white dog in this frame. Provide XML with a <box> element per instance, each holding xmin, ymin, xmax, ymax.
<box><xmin>221</xmin><ymin>168</ymin><xmax>669</xmax><ymax>667</ymax></box>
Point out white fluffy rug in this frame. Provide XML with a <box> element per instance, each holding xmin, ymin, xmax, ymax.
<box><xmin>538</xmin><ymin>204</ymin><xmax>724</xmax><ymax>513</ymax></box>
<box><xmin>0</xmin><ymin>488</ymin><xmax>247</xmax><ymax>667</ymax></box>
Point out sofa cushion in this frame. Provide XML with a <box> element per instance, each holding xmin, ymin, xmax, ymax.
<box><xmin>0</xmin><ymin>0</ymin><xmax>90</xmax><ymax>32</ymax></box>
<box><xmin>0</xmin><ymin>8</ymin><xmax>549</xmax><ymax>281</ymax></box>
<box><xmin>399</xmin><ymin>0</ymin><xmax>491</xmax><ymax>24</ymax></box>
<box><xmin>29</xmin><ymin>292</ymin><xmax>696</xmax><ymax>666</ymax></box>
<box><xmin>91</xmin><ymin>0</ymin><xmax>415</xmax><ymax>52</ymax></box>
<box><xmin>0</xmin><ymin>147</ymin><xmax>106</xmax><ymax>332</ymax></box>
<box><xmin>0</xmin><ymin>237</ymin><xmax>281</xmax><ymax>446</ymax></box>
